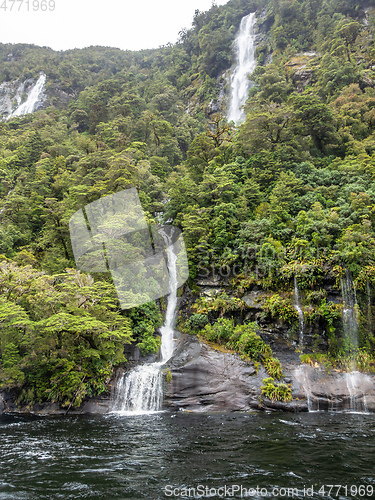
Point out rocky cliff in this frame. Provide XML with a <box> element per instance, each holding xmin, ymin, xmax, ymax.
<box><xmin>164</xmin><ymin>333</ymin><xmax>375</xmax><ymax>413</ymax></box>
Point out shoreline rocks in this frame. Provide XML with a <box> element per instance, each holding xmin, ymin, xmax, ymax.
<box><xmin>1</xmin><ymin>334</ymin><xmax>374</xmax><ymax>415</ymax></box>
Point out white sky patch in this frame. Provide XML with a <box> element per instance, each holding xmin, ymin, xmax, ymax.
<box><xmin>0</xmin><ymin>0</ymin><xmax>231</xmax><ymax>51</ymax></box>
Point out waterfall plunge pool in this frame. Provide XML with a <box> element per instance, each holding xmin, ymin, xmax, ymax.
<box><xmin>0</xmin><ymin>411</ymin><xmax>374</xmax><ymax>499</ymax></box>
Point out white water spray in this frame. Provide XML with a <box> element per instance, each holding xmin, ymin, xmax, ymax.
<box><xmin>340</xmin><ymin>270</ymin><xmax>359</xmax><ymax>362</ymax></box>
<box><xmin>7</xmin><ymin>73</ymin><xmax>46</xmax><ymax>120</ymax></box>
<box><xmin>227</xmin><ymin>12</ymin><xmax>257</xmax><ymax>124</ymax></box>
<box><xmin>293</xmin><ymin>276</ymin><xmax>304</xmax><ymax>345</ymax></box>
<box><xmin>294</xmin><ymin>365</ymin><xmax>317</xmax><ymax>412</ymax></box>
<box><xmin>344</xmin><ymin>371</ymin><xmax>369</xmax><ymax>414</ymax></box>
<box><xmin>113</xmin><ymin>231</ymin><xmax>179</xmax><ymax>415</ymax></box>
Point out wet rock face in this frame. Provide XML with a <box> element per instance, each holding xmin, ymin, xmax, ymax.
<box><xmin>165</xmin><ymin>335</ymin><xmax>260</xmax><ymax>412</ymax></box>
<box><xmin>0</xmin><ymin>389</ymin><xmax>113</xmax><ymax>415</ymax></box>
<box><xmin>165</xmin><ymin>334</ymin><xmax>375</xmax><ymax>413</ymax></box>
<box><xmin>165</xmin><ymin>334</ymin><xmax>306</xmax><ymax>412</ymax></box>
<box><xmin>293</xmin><ymin>364</ymin><xmax>375</xmax><ymax>412</ymax></box>
<box><xmin>0</xmin><ymin>391</ymin><xmax>17</xmax><ymax>413</ymax></box>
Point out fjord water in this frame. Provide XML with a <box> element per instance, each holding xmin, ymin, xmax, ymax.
<box><xmin>228</xmin><ymin>12</ymin><xmax>257</xmax><ymax>124</ymax></box>
<box><xmin>1</xmin><ymin>412</ymin><xmax>374</xmax><ymax>499</ymax></box>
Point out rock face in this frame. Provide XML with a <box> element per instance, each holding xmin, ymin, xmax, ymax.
<box><xmin>293</xmin><ymin>364</ymin><xmax>375</xmax><ymax>412</ymax></box>
<box><xmin>2</xmin><ymin>334</ymin><xmax>375</xmax><ymax>415</ymax></box>
<box><xmin>164</xmin><ymin>334</ymin><xmax>375</xmax><ymax>413</ymax></box>
<box><xmin>284</xmin><ymin>53</ymin><xmax>319</xmax><ymax>92</ymax></box>
<box><xmin>165</xmin><ymin>334</ymin><xmax>260</xmax><ymax>412</ymax></box>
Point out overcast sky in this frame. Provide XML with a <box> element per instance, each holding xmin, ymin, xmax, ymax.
<box><xmin>0</xmin><ymin>0</ymin><xmax>230</xmax><ymax>51</ymax></box>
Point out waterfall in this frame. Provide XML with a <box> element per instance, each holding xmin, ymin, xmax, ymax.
<box><xmin>293</xmin><ymin>276</ymin><xmax>304</xmax><ymax>345</ymax></box>
<box><xmin>113</xmin><ymin>230</ymin><xmax>179</xmax><ymax>415</ymax></box>
<box><xmin>294</xmin><ymin>365</ymin><xmax>318</xmax><ymax>412</ymax></box>
<box><xmin>367</xmin><ymin>281</ymin><xmax>373</xmax><ymax>335</ymax></box>
<box><xmin>227</xmin><ymin>12</ymin><xmax>257</xmax><ymax>124</ymax></box>
<box><xmin>340</xmin><ymin>270</ymin><xmax>359</xmax><ymax>362</ymax></box>
<box><xmin>159</xmin><ymin>241</ymin><xmax>178</xmax><ymax>361</ymax></box>
<box><xmin>114</xmin><ymin>365</ymin><xmax>163</xmax><ymax>414</ymax></box>
<box><xmin>344</xmin><ymin>372</ymin><xmax>369</xmax><ymax>414</ymax></box>
<box><xmin>7</xmin><ymin>73</ymin><xmax>46</xmax><ymax>120</ymax></box>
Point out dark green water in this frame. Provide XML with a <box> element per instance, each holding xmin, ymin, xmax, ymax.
<box><xmin>0</xmin><ymin>412</ymin><xmax>374</xmax><ymax>500</ymax></box>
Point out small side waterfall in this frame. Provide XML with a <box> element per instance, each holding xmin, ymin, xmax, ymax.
<box><xmin>367</xmin><ymin>281</ymin><xmax>373</xmax><ymax>335</ymax></box>
<box><xmin>227</xmin><ymin>12</ymin><xmax>257</xmax><ymax>124</ymax></box>
<box><xmin>294</xmin><ymin>365</ymin><xmax>315</xmax><ymax>412</ymax></box>
<box><xmin>344</xmin><ymin>372</ymin><xmax>368</xmax><ymax>413</ymax></box>
<box><xmin>294</xmin><ymin>365</ymin><xmax>370</xmax><ymax>413</ymax></box>
<box><xmin>113</xmin><ymin>231</ymin><xmax>179</xmax><ymax>415</ymax></box>
<box><xmin>293</xmin><ymin>276</ymin><xmax>304</xmax><ymax>345</ymax></box>
<box><xmin>340</xmin><ymin>270</ymin><xmax>359</xmax><ymax>357</ymax></box>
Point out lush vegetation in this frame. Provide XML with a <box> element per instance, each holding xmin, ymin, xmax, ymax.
<box><xmin>261</xmin><ymin>377</ymin><xmax>292</xmax><ymax>402</ymax></box>
<box><xmin>1</xmin><ymin>0</ymin><xmax>375</xmax><ymax>406</ymax></box>
<box><xmin>197</xmin><ymin>318</ymin><xmax>283</xmax><ymax>378</ymax></box>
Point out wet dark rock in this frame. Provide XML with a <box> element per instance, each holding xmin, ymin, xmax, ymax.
<box><xmin>165</xmin><ymin>334</ymin><xmax>262</xmax><ymax>412</ymax></box>
<box><xmin>164</xmin><ymin>334</ymin><xmax>375</xmax><ymax>413</ymax></box>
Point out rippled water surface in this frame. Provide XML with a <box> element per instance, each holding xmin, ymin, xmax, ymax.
<box><xmin>0</xmin><ymin>412</ymin><xmax>374</xmax><ymax>499</ymax></box>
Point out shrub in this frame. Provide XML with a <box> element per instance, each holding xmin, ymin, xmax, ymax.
<box><xmin>261</xmin><ymin>377</ymin><xmax>292</xmax><ymax>402</ymax></box>
<box><xmin>187</xmin><ymin>313</ymin><xmax>209</xmax><ymax>331</ymax></box>
<box><xmin>165</xmin><ymin>368</ymin><xmax>173</xmax><ymax>383</ymax></box>
<box><xmin>199</xmin><ymin>320</ymin><xmax>284</xmax><ymax>378</ymax></box>
<box><xmin>235</xmin><ymin>329</ymin><xmax>272</xmax><ymax>359</ymax></box>
<box><xmin>301</xmin><ymin>350</ymin><xmax>375</xmax><ymax>373</ymax></box>
<box><xmin>263</xmin><ymin>357</ymin><xmax>283</xmax><ymax>380</ymax></box>
<box><xmin>200</xmin><ymin>317</ymin><xmax>234</xmax><ymax>343</ymax></box>
<box><xmin>264</xmin><ymin>294</ymin><xmax>299</xmax><ymax>325</ymax></box>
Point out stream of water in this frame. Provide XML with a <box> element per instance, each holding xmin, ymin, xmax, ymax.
<box><xmin>293</xmin><ymin>276</ymin><xmax>304</xmax><ymax>345</ymax></box>
<box><xmin>113</xmin><ymin>230</ymin><xmax>179</xmax><ymax>414</ymax></box>
<box><xmin>340</xmin><ymin>270</ymin><xmax>359</xmax><ymax>355</ymax></box>
<box><xmin>227</xmin><ymin>12</ymin><xmax>257</xmax><ymax>124</ymax></box>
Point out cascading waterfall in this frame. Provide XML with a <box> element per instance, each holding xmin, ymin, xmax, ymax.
<box><xmin>227</xmin><ymin>12</ymin><xmax>257</xmax><ymax>124</ymax></box>
<box><xmin>367</xmin><ymin>281</ymin><xmax>373</xmax><ymax>335</ymax></box>
<box><xmin>294</xmin><ymin>365</ymin><xmax>315</xmax><ymax>412</ymax></box>
<box><xmin>344</xmin><ymin>371</ymin><xmax>369</xmax><ymax>414</ymax></box>
<box><xmin>339</xmin><ymin>270</ymin><xmax>369</xmax><ymax>412</ymax></box>
<box><xmin>340</xmin><ymin>270</ymin><xmax>359</xmax><ymax>355</ymax></box>
<box><xmin>113</xmin><ymin>231</ymin><xmax>179</xmax><ymax>415</ymax></box>
<box><xmin>7</xmin><ymin>73</ymin><xmax>46</xmax><ymax>120</ymax></box>
<box><xmin>114</xmin><ymin>365</ymin><xmax>163</xmax><ymax>414</ymax></box>
<box><xmin>293</xmin><ymin>276</ymin><xmax>304</xmax><ymax>345</ymax></box>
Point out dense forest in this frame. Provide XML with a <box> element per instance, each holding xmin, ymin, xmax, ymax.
<box><xmin>1</xmin><ymin>0</ymin><xmax>375</xmax><ymax>407</ymax></box>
